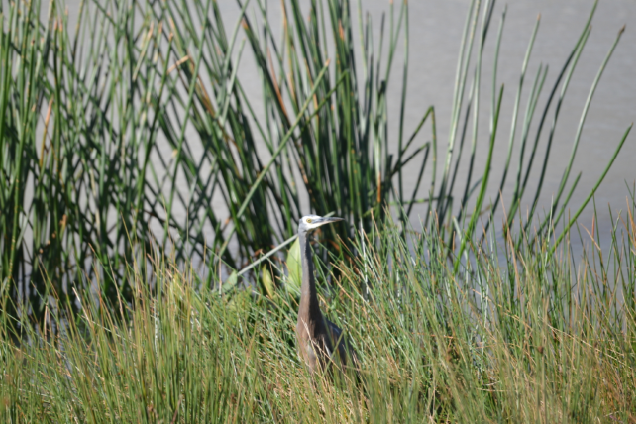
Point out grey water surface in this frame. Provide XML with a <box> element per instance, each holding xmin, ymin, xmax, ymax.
<box><xmin>227</xmin><ymin>0</ymin><xmax>636</xmax><ymax>257</ymax></box>
<box><xmin>61</xmin><ymin>0</ymin><xmax>636</xmax><ymax>258</ymax></box>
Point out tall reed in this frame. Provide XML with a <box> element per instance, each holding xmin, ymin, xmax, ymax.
<box><xmin>0</xmin><ymin>0</ymin><xmax>630</xmax><ymax>317</ymax></box>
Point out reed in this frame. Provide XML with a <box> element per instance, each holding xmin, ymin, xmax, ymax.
<box><xmin>0</xmin><ymin>0</ymin><xmax>631</xmax><ymax>318</ymax></box>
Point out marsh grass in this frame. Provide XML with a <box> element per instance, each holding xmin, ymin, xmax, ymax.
<box><xmin>2</xmin><ymin>196</ymin><xmax>635</xmax><ymax>422</ymax></box>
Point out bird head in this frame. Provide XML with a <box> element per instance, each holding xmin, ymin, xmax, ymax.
<box><xmin>298</xmin><ymin>215</ymin><xmax>344</xmax><ymax>234</ymax></box>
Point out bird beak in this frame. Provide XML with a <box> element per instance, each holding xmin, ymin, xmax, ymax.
<box><xmin>318</xmin><ymin>216</ymin><xmax>344</xmax><ymax>226</ymax></box>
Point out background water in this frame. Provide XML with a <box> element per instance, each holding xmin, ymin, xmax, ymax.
<box><xmin>214</xmin><ymin>0</ymin><xmax>636</xmax><ymax>251</ymax></box>
<box><xmin>60</xmin><ymin>0</ymin><xmax>636</xmax><ymax>255</ymax></box>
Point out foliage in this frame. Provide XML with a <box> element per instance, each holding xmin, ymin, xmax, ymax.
<box><xmin>2</xmin><ymin>198</ymin><xmax>636</xmax><ymax>422</ymax></box>
<box><xmin>0</xmin><ymin>0</ymin><xmax>631</xmax><ymax>318</ymax></box>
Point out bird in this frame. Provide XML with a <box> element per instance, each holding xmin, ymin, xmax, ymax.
<box><xmin>295</xmin><ymin>214</ymin><xmax>357</xmax><ymax>375</ymax></box>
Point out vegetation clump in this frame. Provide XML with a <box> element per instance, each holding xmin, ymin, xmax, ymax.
<box><xmin>0</xmin><ymin>0</ymin><xmax>630</xmax><ymax>317</ymax></box>
<box><xmin>2</xmin><ymin>206</ymin><xmax>636</xmax><ymax>422</ymax></box>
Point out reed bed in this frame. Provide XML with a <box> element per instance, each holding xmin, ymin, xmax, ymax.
<box><xmin>1</xmin><ymin>0</ymin><xmax>634</xmax><ymax>419</ymax></box>
<box><xmin>1</xmin><ymin>196</ymin><xmax>635</xmax><ymax>422</ymax></box>
<box><xmin>1</xmin><ymin>0</ymin><xmax>632</xmax><ymax>321</ymax></box>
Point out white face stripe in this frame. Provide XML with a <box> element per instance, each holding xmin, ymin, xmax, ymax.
<box><xmin>302</xmin><ymin>215</ymin><xmax>325</xmax><ymax>230</ymax></box>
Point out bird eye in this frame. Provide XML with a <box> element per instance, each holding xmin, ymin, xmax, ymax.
<box><xmin>306</xmin><ymin>218</ymin><xmax>312</xmax><ymax>223</ymax></box>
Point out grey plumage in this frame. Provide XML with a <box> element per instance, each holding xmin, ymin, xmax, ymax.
<box><xmin>295</xmin><ymin>215</ymin><xmax>357</xmax><ymax>374</ymax></box>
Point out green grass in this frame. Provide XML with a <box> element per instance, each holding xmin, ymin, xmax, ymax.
<box><xmin>2</xmin><ymin>198</ymin><xmax>635</xmax><ymax>422</ymax></box>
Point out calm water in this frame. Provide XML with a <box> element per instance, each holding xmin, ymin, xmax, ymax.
<box><xmin>61</xmin><ymin>0</ymin><xmax>636</xmax><ymax>254</ymax></box>
<box><xmin>214</xmin><ymin>0</ymin><xmax>636</xmax><ymax>251</ymax></box>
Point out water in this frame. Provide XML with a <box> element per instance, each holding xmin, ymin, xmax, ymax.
<box><xmin>211</xmin><ymin>2</ymin><xmax>633</xmax><ymax>260</ymax></box>
<box><xmin>44</xmin><ymin>0</ymin><xmax>636</xmax><ymax>258</ymax></box>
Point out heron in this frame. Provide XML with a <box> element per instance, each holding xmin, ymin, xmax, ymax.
<box><xmin>295</xmin><ymin>214</ymin><xmax>357</xmax><ymax>374</ymax></box>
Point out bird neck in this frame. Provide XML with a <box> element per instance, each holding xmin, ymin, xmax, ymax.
<box><xmin>298</xmin><ymin>232</ymin><xmax>322</xmax><ymax>320</ymax></box>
